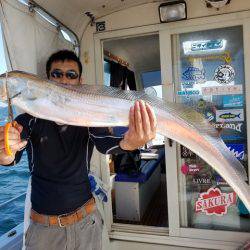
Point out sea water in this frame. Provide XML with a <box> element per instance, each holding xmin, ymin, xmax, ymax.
<box><xmin>0</xmin><ymin>107</ymin><xmax>29</xmax><ymax>236</ymax></box>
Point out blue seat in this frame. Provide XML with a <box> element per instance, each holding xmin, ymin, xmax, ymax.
<box><xmin>115</xmin><ymin>147</ymin><xmax>165</xmax><ymax>183</ymax></box>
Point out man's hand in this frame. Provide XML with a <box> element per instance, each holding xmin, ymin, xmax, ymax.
<box><xmin>0</xmin><ymin>123</ymin><xmax>27</xmax><ymax>165</ymax></box>
<box><xmin>119</xmin><ymin>100</ymin><xmax>157</xmax><ymax>151</ymax></box>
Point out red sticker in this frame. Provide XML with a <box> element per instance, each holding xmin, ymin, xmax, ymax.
<box><xmin>181</xmin><ymin>163</ymin><xmax>189</xmax><ymax>175</ymax></box>
<box><xmin>181</xmin><ymin>163</ymin><xmax>201</xmax><ymax>175</ymax></box>
<box><xmin>195</xmin><ymin>187</ymin><xmax>236</xmax><ymax>216</ymax></box>
<box><xmin>188</xmin><ymin>164</ymin><xmax>201</xmax><ymax>175</ymax></box>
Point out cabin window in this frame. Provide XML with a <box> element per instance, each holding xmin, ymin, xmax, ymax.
<box><xmin>172</xmin><ymin>25</ymin><xmax>250</xmax><ymax>232</ymax></box>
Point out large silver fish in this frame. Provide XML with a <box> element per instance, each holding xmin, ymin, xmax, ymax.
<box><xmin>0</xmin><ymin>71</ymin><xmax>249</xmax><ymax>211</ymax></box>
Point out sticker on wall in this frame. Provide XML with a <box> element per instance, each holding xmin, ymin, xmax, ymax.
<box><xmin>180</xmin><ymin>145</ymin><xmax>196</xmax><ymax>159</ymax></box>
<box><xmin>205</xmin><ymin>111</ymin><xmax>215</xmax><ymax>122</ymax></box>
<box><xmin>177</xmin><ymin>90</ymin><xmax>200</xmax><ymax>96</ymax></box>
<box><xmin>181</xmin><ymin>163</ymin><xmax>201</xmax><ymax>175</ymax></box>
<box><xmin>197</xmin><ymin>99</ymin><xmax>206</xmax><ymax>110</ymax></box>
<box><xmin>226</xmin><ymin>143</ymin><xmax>245</xmax><ymax>161</ymax></box>
<box><xmin>216</xmin><ymin>109</ymin><xmax>244</xmax><ymax>122</ymax></box>
<box><xmin>182</xmin><ymin>67</ymin><xmax>205</xmax><ymax>82</ymax></box>
<box><xmin>191</xmin><ymin>39</ymin><xmax>224</xmax><ymax>52</ymax></box>
<box><xmin>183</xmin><ymin>39</ymin><xmax>226</xmax><ymax>55</ymax></box>
<box><xmin>96</xmin><ymin>21</ymin><xmax>106</xmax><ymax>32</ymax></box>
<box><xmin>181</xmin><ymin>82</ymin><xmax>194</xmax><ymax>89</ymax></box>
<box><xmin>212</xmin><ymin>122</ymin><xmax>243</xmax><ymax>133</ymax></box>
<box><xmin>202</xmin><ymin>85</ymin><xmax>242</xmax><ymax>96</ymax></box>
<box><xmin>221</xmin><ymin>133</ymin><xmax>246</xmax><ymax>141</ymax></box>
<box><xmin>195</xmin><ymin>187</ymin><xmax>236</xmax><ymax>216</ymax></box>
<box><xmin>215</xmin><ymin>174</ymin><xmax>228</xmax><ymax>186</ymax></box>
<box><xmin>192</xmin><ymin>175</ymin><xmax>212</xmax><ymax>185</ymax></box>
<box><xmin>188</xmin><ymin>51</ymin><xmax>232</xmax><ymax>64</ymax></box>
<box><xmin>223</xmin><ymin>95</ymin><xmax>244</xmax><ymax>108</ymax></box>
<box><xmin>214</xmin><ymin>65</ymin><xmax>235</xmax><ymax>84</ymax></box>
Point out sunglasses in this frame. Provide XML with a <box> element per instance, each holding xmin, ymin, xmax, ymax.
<box><xmin>50</xmin><ymin>69</ymin><xmax>79</xmax><ymax>80</ymax></box>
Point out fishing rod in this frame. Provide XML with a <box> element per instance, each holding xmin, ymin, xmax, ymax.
<box><xmin>4</xmin><ymin>72</ymin><xmax>18</xmax><ymax>157</ymax></box>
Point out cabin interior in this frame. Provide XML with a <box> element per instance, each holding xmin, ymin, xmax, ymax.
<box><xmin>103</xmin><ymin>34</ymin><xmax>167</xmax><ymax>227</ymax></box>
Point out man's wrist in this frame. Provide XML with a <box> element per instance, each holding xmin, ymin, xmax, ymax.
<box><xmin>0</xmin><ymin>154</ymin><xmax>15</xmax><ymax>166</ymax></box>
<box><xmin>119</xmin><ymin>139</ymin><xmax>136</xmax><ymax>151</ymax></box>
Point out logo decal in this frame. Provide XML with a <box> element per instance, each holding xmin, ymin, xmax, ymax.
<box><xmin>212</xmin><ymin>122</ymin><xmax>243</xmax><ymax>132</ymax></box>
<box><xmin>214</xmin><ymin>65</ymin><xmax>235</xmax><ymax>84</ymax></box>
<box><xmin>195</xmin><ymin>188</ymin><xmax>236</xmax><ymax>216</ymax></box>
<box><xmin>226</xmin><ymin>143</ymin><xmax>245</xmax><ymax>160</ymax></box>
<box><xmin>192</xmin><ymin>175</ymin><xmax>212</xmax><ymax>185</ymax></box>
<box><xmin>96</xmin><ymin>21</ymin><xmax>106</xmax><ymax>32</ymax></box>
<box><xmin>216</xmin><ymin>109</ymin><xmax>244</xmax><ymax>122</ymax></box>
<box><xmin>223</xmin><ymin>95</ymin><xmax>243</xmax><ymax>108</ymax></box>
<box><xmin>188</xmin><ymin>51</ymin><xmax>232</xmax><ymax>64</ymax></box>
<box><xmin>221</xmin><ymin>134</ymin><xmax>245</xmax><ymax>141</ymax></box>
<box><xmin>177</xmin><ymin>90</ymin><xmax>200</xmax><ymax>96</ymax></box>
<box><xmin>205</xmin><ymin>111</ymin><xmax>215</xmax><ymax>122</ymax></box>
<box><xmin>215</xmin><ymin>175</ymin><xmax>228</xmax><ymax>186</ymax></box>
<box><xmin>183</xmin><ymin>39</ymin><xmax>227</xmax><ymax>55</ymax></box>
<box><xmin>202</xmin><ymin>85</ymin><xmax>242</xmax><ymax>96</ymax></box>
<box><xmin>181</xmin><ymin>163</ymin><xmax>201</xmax><ymax>175</ymax></box>
<box><xmin>181</xmin><ymin>82</ymin><xmax>194</xmax><ymax>88</ymax></box>
<box><xmin>182</xmin><ymin>67</ymin><xmax>205</xmax><ymax>82</ymax></box>
<box><xmin>191</xmin><ymin>40</ymin><xmax>224</xmax><ymax>52</ymax></box>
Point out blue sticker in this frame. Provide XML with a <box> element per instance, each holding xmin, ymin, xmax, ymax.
<box><xmin>219</xmin><ymin>121</ymin><xmax>246</xmax><ymax>141</ymax></box>
<box><xmin>214</xmin><ymin>174</ymin><xmax>228</xmax><ymax>186</ymax></box>
<box><xmin>223</xmin><ymin>95</ymin><xmax>244</xmax><ymax>108</ymax></box>
<box><xmin>191</xmin><ymin>39</ymin><xmax>224</xmax><ymax>52</ymax></box>
<box><xmin>226</xmin><ymin>143</ymin><xmax>245</xmax><ymax>160</ymax></box>
<box><xmin>221</xmin><ymin>134</ymin><xmax>245</xmax><ymax>141</ymax></box>
<box><xmin>177</xmin><ymin>90</ymin><xmax>200</xmax><ymax>96</ymax></box>
<box><xmin>182</xmin><ymin>67</ymin><xmax>205</xmax><ymax>81</ymax></box>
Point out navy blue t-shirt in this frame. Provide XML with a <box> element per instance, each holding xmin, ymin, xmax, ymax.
<box><xmin>12</xmin><ymin>113</ymin><xmax>125</xmax><ymax>215</ymax></box>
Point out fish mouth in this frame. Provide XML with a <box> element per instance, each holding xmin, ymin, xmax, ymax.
<box><xmin>0</xmin><ymin>72</ymin><xmax>6</xmax><ymax>78</ymax></box>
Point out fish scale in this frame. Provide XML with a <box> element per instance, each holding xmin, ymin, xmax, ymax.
<box><xmin>0</xmin><ymin>70</ymin><xmax>249</xmax><ymax>211</ymax></box>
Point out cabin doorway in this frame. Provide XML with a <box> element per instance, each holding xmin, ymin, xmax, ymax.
<box><xmin>102</xmin><ymin>34</ymin><xmax>168</xmax><ymax>228</ymax></box>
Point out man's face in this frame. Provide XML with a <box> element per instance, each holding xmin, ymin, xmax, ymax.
<box><xmin>49</xmin><ymin>60</ymin><xmax>81</xmax><ymax>85</ymax></box>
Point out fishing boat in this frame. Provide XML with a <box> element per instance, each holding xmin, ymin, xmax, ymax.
<box><xmin>0</xmin><ymin>0</ymin><xmax>249</xmax><ymax>249</ymax></box>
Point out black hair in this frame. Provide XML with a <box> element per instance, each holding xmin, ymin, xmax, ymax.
<box><xmin>46</xmin><ymin>50</ymin><xmax>82</xmax><ymax>79</ymax></box>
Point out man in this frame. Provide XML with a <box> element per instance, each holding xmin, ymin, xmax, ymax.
<box><xmin>0</xmin><ymin>50</ymin><xmax>157</xmax><ymax>250</ymax></box>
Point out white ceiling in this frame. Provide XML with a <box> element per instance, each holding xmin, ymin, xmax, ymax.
<box><xmin>34</xmin><ymin>0</ymin><xmax>165</xmax><ymax>35</ymax></box>
<box><xmin>104</xmin><ymin>34</ymin><xmax>160</xmax><ymax>72</ymax></box>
